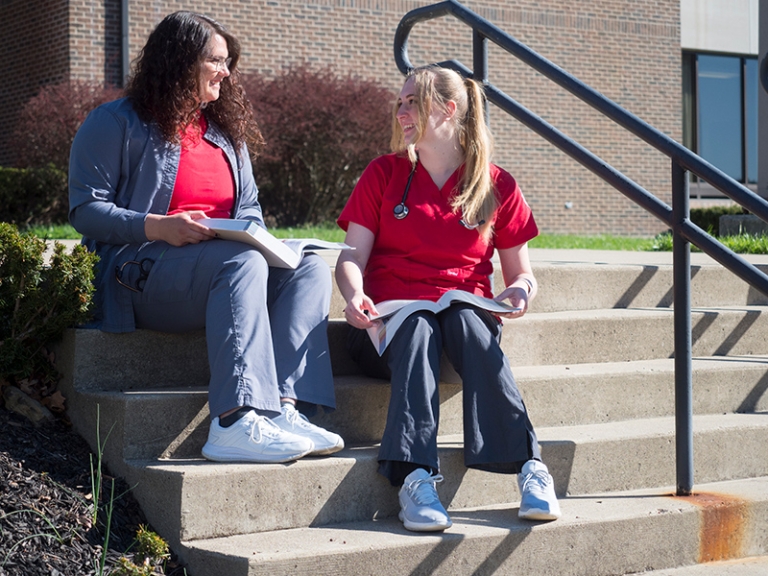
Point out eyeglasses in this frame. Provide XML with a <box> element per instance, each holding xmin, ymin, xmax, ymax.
<box><xmin>115</xmin><ymin>258</ymin><xmax>154</xmax><ymax>293</ymax></box>
<box><xmin>206</xmin><ymin>57</ymin><xmax>232</xmax><ymax>73</ymax></box>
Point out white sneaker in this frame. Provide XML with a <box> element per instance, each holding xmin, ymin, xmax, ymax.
<box><xmin>271</xmin><ymin>403</ymin><xmax>345</xmax><ymax>456</ymax></box>
<box><xmin>517</xmin><ymin>460</ymin><xmax>561</xmax><ymax>521</ymax></box>
<box><xmin>398</xmin><ymin>468</ymin><xmax>452</xmax><ymax>532</ymax></box>
<box><xmin>202</xmin><ymin>410</ymin><xmax>314</xmax><ymax>463</ymax></box>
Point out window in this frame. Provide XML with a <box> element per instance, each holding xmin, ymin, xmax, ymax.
<box><xmin>682</xmin><ymin>51</ymin><xmax>758</xmax><ymax>196</ymax></box>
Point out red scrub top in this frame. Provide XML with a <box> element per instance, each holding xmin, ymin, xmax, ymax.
<box><xmin>337</xmin><ymin>153</ymin><xmax>538</xmax><ymax>304</ymax></box>
<box><xmin>168</xmin><ymin>114</ymin><xmax>235</xmax><ymax>218</ymax></box>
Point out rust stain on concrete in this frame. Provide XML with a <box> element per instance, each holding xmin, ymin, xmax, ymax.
<box><xmin>670</xmin><ymin>491</ymin><xmax>749</xmax><ymax>563</ymax></box>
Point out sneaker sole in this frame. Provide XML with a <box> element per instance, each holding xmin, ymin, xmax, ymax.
<box><xmin>398</xmin><ymin>511</ymin><xmax>452</xmax><ymax>532</ymax></box>
<box><xmin>308</xmin><ymin>440</ymin><xmax>345</xmax><ymax>457</ymax></box>
<box><xmin>201</xmin><ymin>445</ymin><xmax>313</xmax><ymax>464</ymax></box>
<box><xmin>518</xmin><ymin>507</ymin><xmax>561</xmax><ymax>521</ymax></box>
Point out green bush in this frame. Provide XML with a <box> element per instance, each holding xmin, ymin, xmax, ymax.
<box><xmin>0</xmin><ymin>223</ymin><xmax>97</xmax><ymax>396</ymax></box>
<box><xmin>652</xmin><ymin>229</ymin><xmax>768</xmax><ymax>254</ymax></box>
<box><xmin>0</xmin><ymin>166</ymin><xmax>69</xmax><ymax>226</ymax></box>
<box><xmin>690</xmin><ymin>204</ymin><xmax>746</xmax><ymax>235</ymax></box>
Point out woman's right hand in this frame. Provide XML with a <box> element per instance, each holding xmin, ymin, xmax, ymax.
<box><xmin>144</xmin><ymin>211</ymin><xmax>217</xmax><ymax>246</ymax></box>
<box><xmin>336</xmin><ymin>223</ymin><xmax>378</xmax><ymax>329</ymax></box>
<box><xmin>343</xmin><ymin>293</ymin><xmax>379</xmax><ymax>329</ymax></box>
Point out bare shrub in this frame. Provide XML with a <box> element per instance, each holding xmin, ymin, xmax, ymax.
<box><xmin>13</xmin><ymin>81</ymin><xmax>124</xmax><ymax>171</ymax></box>
<box><xmin>242</xmin><ymin>65</ymin><xmax>393</xmax><ymax>226</ymax></box>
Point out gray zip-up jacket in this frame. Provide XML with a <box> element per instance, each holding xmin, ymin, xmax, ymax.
<box><xmin>69</xmin><ymin>97</ymin><xmax>265</xmax><ymax>333</ymax></box>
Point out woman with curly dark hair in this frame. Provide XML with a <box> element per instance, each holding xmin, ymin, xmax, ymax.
<box><xmin>69</xmin><ymin>11</ymin><xmax>344</xmax><ymax>463</ymax></box>
<box><xmin>125</xmin><ymin>11</ymin><xmax>262</xmax><ymax>153</ymax></box>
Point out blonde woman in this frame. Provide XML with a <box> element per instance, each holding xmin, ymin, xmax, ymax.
<box><xmin>336</xmin><ymin>65</ymin><xmax>560</xmax><ymax>531</ymax></box>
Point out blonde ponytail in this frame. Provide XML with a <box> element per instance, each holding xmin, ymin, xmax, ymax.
<box><xmin>450</xmin><ymin>77</ymin><xmax>497</xmax><ymax>241</ymax></box>
<box><xmin>390</xmin><ymin>66</ymin><xmax>498</xmax><ymax>242</ymax></box>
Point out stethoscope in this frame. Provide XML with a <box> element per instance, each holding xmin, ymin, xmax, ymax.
<box><xmin>393</xmin><ymin>163</ymin><xmax>416</xmax><ymax>220</ymax></box>
<box><xmin>392</xmin><ymin>162</ymin><xmax>486</xmax><ymax>229</ymax></box>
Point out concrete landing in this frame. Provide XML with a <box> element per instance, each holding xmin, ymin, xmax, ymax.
<box><xmin>637</xmin><ymin>556</ymin><xmax>768</xmax><ymax>575</ymax></box>
<box><xmin>179</xmin><ymin>476</ymin><xmax>768</xmax><ymax>576</ymax></box>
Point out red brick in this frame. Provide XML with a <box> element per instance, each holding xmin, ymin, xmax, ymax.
<box><xmin>0</xmin><ymin>0</ymin><xmax>679</xmax><ymax>236</ymax></box>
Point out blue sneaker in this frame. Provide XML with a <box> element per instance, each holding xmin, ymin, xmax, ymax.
<box><xmin>518</xmin><ymin>460</ymin><xmax>561</xmax><ymax>521</ymax></box>
<box><xmin>398</xmin><ymin>468</ymin><xmax>452</xmax><ymax>532</ymax></box>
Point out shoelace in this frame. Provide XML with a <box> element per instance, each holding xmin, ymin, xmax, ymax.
<box><xmin>406</xmin><ymin>474</ymin><xmax>445</xmax><ymax>505</ymax></box>
<box><xmin>283</xmin><ymin>406</ymin><xmax>313</xmax><ymax>429</ymax></box>
<box><xmin>283</xmin><ymin>406</ymin><xmax>300</xmax><ymax>425</ymax></box>
<box><xmin>245</xmin><ymin>414</ymin><xmax>282</xmax><ymax>442</ymax></box>
<box><xmin>521</xmin><ymin>470</ymin><xmax>551</xmax><ymax>493</ymax></box>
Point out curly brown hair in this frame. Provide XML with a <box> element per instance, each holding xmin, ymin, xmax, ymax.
<box><xmin>125</xmin><ymin>11</ymin><xmax>264</xmax><ymax>155</ymax></box>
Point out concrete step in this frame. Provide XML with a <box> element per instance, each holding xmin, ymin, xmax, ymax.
<box><xmin>175</xmin><ymin>476</ymin><xmax>768</xmax><ymax>576</ymax></box>
<box><xmin>525</xmin><ymin>261</ymin><xmax>768</xmax><ymax>314</ymax></box>
<box><xmin>116</xmin><ymin>413</ymin><xmax>768</xmax><ymax>544</ymax></box>
<box><xmin>48</xmin><ymin>242</ymin><xmax>768</xmax><ymax>315</ymax></box>
<box><xmin>638</xmin><ymin>556</ymin><xmax>768</xmax><ymax>576</ymax></box>
<box><xmin>330</xmin><ymin>259</ymin><xmax>768</xmax><ymax>317</ymax></box>
<box><xmin>506</xmin><ymin>305</ymin><xmax>768</xmax><ymax>367</ymax></box>
<box><xmin>57</xmin><ymin>305</ymin><xmax>768</xmax><ymax>389</ymax></box>
<box><xmin>50</xmin><ymin>247</ymin><xmax>768</xmax><ymax>576</ymax></box>
<box><xmin>61</xmin><ymin>356</ymin><xmax>768</xmax><ymax>465</ymax></box>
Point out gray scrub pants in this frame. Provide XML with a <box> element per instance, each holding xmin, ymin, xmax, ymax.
<box><xmin>348</xmin><ymin>303</ymin><xmax>540</xmax><ymax>486</ymax></box>
<box><xmin>121</xmin><ymin>238</ymin><xmax>335</xmax><ymax>419</ymax></box>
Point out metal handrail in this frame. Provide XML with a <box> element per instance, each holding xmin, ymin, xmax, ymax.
<box><xmin>394</xmin><ymin>0</ymin><xmax>768</xmax><ymax>495</ymax></box>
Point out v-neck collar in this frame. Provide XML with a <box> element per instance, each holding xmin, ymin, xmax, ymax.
<box><xmin>415</xmin><ymin>160</ymin><xmax>463</xmax><ymax>195</ymax></box>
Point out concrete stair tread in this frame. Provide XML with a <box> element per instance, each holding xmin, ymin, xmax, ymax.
<box><xmin>639</xmin><ymin>556</ymin><xmax>768</xmax><ymax>576</ymax></box>
<box><xmin>59</xmin><ymin>304</ymin><xmax>768</xmax><ymax>389</ymax></box>
<box><xmin>85</xmin><ymin>353</ymin><xmax>768</xmax><ymax>389</ymax></box>
<box><xmin>515</xmin><ymin>353</ymin><xmax>768</xmax><ymax>375</ymax></box>
<box><xmin>53</xmin><ymin>250</ymin><xmax>768</xmax><ymax>574</ymax></box>
<box><xmin>177</xmin><ymin>476</ymin><xmax>768</xmax><ymax>576</ymax></box>
<box><xmin>78</xmin><ymin>356</ymin><xmax>768</xmax><ymax>463</ymax></box>
<box><xmin>119</xmin><ymin>412</ymin><xmax>768</xmax><ymax>542</ymax></box>
<box><xmin>500</xmin><ymin>305</ymin><xmax>768</xmax><ymax>366</ymax></box>
<box><xmin>137</xmin><ymin>411</ymin><xmax>768</xmax><ymax>466</ymax></box>
<box><xmin>535</xmin><ymin>411</ymin><xmax>768</xmax><ymax>443</ymax></box>
<box><xmin>108</xmin><ymin>385</ymin><xmax>208</xmax><ymax>395</ymax></box>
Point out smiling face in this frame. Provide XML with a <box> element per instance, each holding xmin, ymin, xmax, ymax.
<box><xmin>395</xmin><ymin>75</ymin><xmax>456</xmax><ymax>151</ymax></box>
<box><xmin>198</xmin><ymin>34</ymin><xmax>230</xmax><ymax>105</ymax></box>
<box><xmin>395</xmin><ymin>76</ymin><xmax>421</xmax><ymax>146</ymax></box>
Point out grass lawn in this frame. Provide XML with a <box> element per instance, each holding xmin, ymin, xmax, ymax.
<box><xmin>23</xmin><ymin>223</ymin><xmax>768</xmax><ymax>254</ymax></box>
<box><xmin>28</xmin><ymin>223</ymin><xmax>658</xmax><ymax>249</ymax></box>
<box><xmin>528</xmin><ymin>234</ymin><xmax>656</xmax><ymax>251</ymax></box>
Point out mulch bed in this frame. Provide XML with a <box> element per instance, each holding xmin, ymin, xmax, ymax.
<box><xmin>0</xmin><ymin>408</ymin><xmax>187</xmax><ymax>576</ymax></box>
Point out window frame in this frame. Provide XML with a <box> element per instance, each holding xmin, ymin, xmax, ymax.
<box><xmin>682</xmin><ymin>50</ymin><xmax>758</xmax><ymax>197</ymax></box>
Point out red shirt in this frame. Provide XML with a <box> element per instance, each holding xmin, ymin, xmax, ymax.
<box><xmin>168</xmin><ymin>115</ymin><xmax>235</xmax><ymax>218</ymax></box>
<box><xmin>337</xmin><ymin>153</ymin><xmax>538</xmax><ymax>304</ymax></box>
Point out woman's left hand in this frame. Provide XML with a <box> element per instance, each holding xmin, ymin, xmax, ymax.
<box><xmin>494</xmin><ymin>285</ymin><xmax>528</xmax><ymax>318</ymax></box>
<box><xmin>496</xmin><ymin>243</ymin><xmax>536</xmax><ymax>319</ymax></box>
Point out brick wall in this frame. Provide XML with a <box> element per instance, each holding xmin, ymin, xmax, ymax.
<box><xmin>0</xmin><ymin>0</ymin><xmax>122</xmax><ymax>166</ymax></box>
<box><xmin>68</xmin><ymin>0</ymin><xmax>122</xmax><ymax>85</ymax></box>
<box><xmin>0</xmin><ymin>0</ymin><xmax>70</xmax><ymax>165</ymax></box>
<box><xmin>3</xmin><ymin>0</ymin><xmax>680</xmax><ymax>236</ymax></box>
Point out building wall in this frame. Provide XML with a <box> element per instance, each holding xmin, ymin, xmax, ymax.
<box><xmin>4</xmin><ymin>0</ymin><xmax>681</xmax><ymax>237</ymax></box>
<box><xmin>681</xmin><ymin>0</ymin><xmax>758</xmax><ymax>54</ymax></box>
<box><xmin>760</xmin><ymin>0</ymin><xmax>768</xmax><ymax>199</ymax></box>
<box><xmin>68</xmin><ymin>0</ymin><xmax>123</xmax><ymax>85</ymax></box>
<box><xmin>0</xmin><ymin>0</ymin><xmax>122</xmax><ymax>166</ymax></box>
<box><xmin>0</xmin><ymin>0</ymin><xmax>70</xmax><ymax>165</ymax></box>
